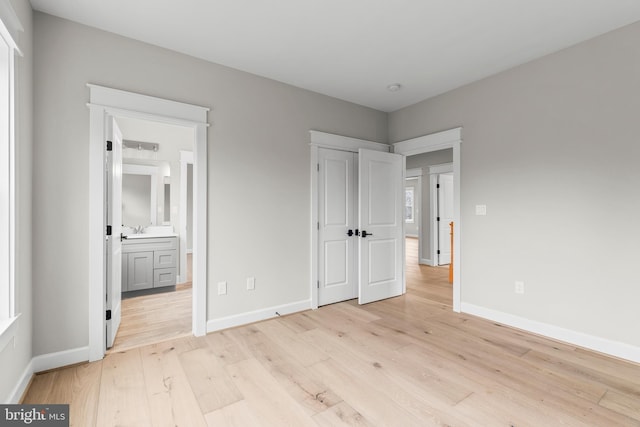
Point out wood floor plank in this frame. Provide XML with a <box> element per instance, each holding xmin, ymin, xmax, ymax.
<box><xmin>225</xmin><ymin>358</ymin><xmax>317</xmax><ymax>426</ymax></box>
<box><xmin>204</xmin><ymin>400</ymin><xmax>265</xmax><ymax>427</ymax></box>
<box><xmin>96</xmin><ymin>349</ymin><xmax>152</xmax><ymax>427</ymax></box>
<box><xmin>312</xmin><ymin>401</ymin><xmax>374</xmax><ymax>427</ymax></box>
<box><xmin>178</xmin><ymin>346</ymin><xmax>243</xmax><ymax>414</ymax></box>
<box><xmin>140</xmin><ymin>344</ymin><xmax>208</xmax><ymax>427</ymax></box>
<box><xmin>599</xmin><ymin>389</ymin><xmax>640</xmax><ymax>422</ymax></box>
<box><xmin>22</xmin><ymin>238</ymin><xmax>640</xmax><ymax>426</ymax></box>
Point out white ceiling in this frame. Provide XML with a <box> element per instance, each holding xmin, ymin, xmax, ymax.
<box><xmin>29</xmin><ymin>0</ymin><xmax>640</xmax><ymax>112</ymax></box>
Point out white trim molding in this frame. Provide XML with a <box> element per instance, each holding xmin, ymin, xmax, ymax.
<box><xmin>207</xmin><ymin>300</ymin><xmax>311</xmax><ymax>333</ymax></box>
<box><xmin>428</xmin><ymin>163</ymin><xmax>453</xmax><ymax>268</ymax></box>
<box><xmin>462</xmin><ymin>303</ymin><xmax>640</xmax><ymax>364</ymax></box>
<box><xmin>179</xmin><ymin>150</ymin><xmax>194</xmax><ymax>284</ymax></box>
<box><xmin>393</xmin><ymin>127</ymin><xmax>461</xmax><ymax>157</ymax></box>
<box><xmin>309</xmin><ymin>130</ymin><xmax>389</xmax><ymax>153</ymax></box>
<box><xmin>32</xmin><ymin>346</ymin><xmax>90</xmax><ymax>373</ymax></box>
<box><xmin>88</xmin><ymin>85</ymin><xmax>209</xmax><ymax>362</ymax></box>
<box><xmin>7</xmin><ymin>359</ymin><xmax>33</xmax><ymax>404</ymax></box>
<box><xmin>394</xmin><ymin>128</ymin><xmax>462</xmax><ymax>312</ymax></box>
<box><xmin>0</xmin><ymin>314</ymin><xmax>19</xmax><ymax>354</ymax></box>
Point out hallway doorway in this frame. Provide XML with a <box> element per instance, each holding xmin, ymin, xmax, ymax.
<box><xmin>405</xmin><ymin>237</ymin><xmax>452</xmax><ymax>307</ymax></box>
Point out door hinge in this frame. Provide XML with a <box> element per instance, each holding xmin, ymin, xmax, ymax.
<box><xmin>437</xmin><ymin>183</ymin><xmax>440</xmax><ymax>189</ymax></box>
<box><xmin>317</xmin><ymin>221</ymin><xmax>320</xmax><ymax>230</ymax></box>
<box><xmin>317</xmin><ymin>280</ymin><xmax>320</xmax><ymax>289</ymax></box>
<box><xmin>106</xmin><ymin>140</ymin><xmax>113</xmax><ymax>151</ymax></box>
<box><xmin>437</xmin><ymin>217</ymin><xmax>440</xmax><ymax>222</ymax></box>
<box><xmin>106</xmin><ymin>225</ymin><xmax>112</xmax><ymax>236</ymax></box>
<box><xmin>106</xmin><ymin>310</ymin><xmax>112</xmax><ymax>320</ymax></box>
<box><xmin>317</xmin><ymin>163</ymin><xmax>320</xmax><ymax>172</ymax></box>
<box><xmin>437</xmin><ymin>250</ymin><xmax>441</xmax><ymax>255</ymax></box>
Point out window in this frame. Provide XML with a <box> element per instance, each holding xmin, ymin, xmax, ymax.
<box><xmin>405</xmin><ymin>187</ymin><xmax>415</xmax><ymax>223</ymax></box>
<box><xmin>0</xmin><ymin>8</ymin><xmax>21</xmax><ymax>350</ymax></box>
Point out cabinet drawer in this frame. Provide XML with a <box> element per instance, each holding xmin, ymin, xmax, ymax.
<box><xmin>154</xmin><ymin>249</ymin><xmax>176</xmax><ymax>268</ymax></box>
<box><xmin>122</xmin><ymin>236</ymin><xmax>177</xmax><ymax>253</ymax></box>
<box><xmin>154</xmin><ymin>268</ymin><xmax>176</xmax><ymax>288</ymax></box>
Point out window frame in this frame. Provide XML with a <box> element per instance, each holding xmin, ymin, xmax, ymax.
<box><xmin>0</xmin><ymin>7</ymin><xmax>22</xmax><ymax>352</ymax></box>
<box><xmin>405</xmin><ymin>186</ymin><xmax>415</xmax><ymax>224</ymax></box>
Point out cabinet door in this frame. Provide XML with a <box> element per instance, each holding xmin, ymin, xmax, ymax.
<box><xmin>127</xmin><ymin>251</ymin><xmax>154</xmax><ymax>291</ymax></box>
<box><xmin>154</xmin><ymin>268</ymin><xmax>176</xmax><ymax>288</ymax></box>
<box><xmin>121</xmin><ymin>253</ymin><xmax>129</xmax><ymax>292</ymax></box>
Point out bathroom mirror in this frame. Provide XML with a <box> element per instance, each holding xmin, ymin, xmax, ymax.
<box><xmin>122</xmin><ymin>164</ymin><xmax>158</xmax><ymax>226</ymax></box>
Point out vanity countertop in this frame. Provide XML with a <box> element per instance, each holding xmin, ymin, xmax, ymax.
<box><xmin>124</xmin><ymin>233</ymin><xmax>179</xmax><ymax>240</ymax></box>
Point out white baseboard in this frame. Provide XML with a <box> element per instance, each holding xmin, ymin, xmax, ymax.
<box><xmin>461</xmin><ymin>303</ymin><xmax>640</xmax><ymax>364</ymax></box>
<box><xmin>32</xmin><ymin>346</ymin><xmax>89</xmax><ymax>373</ymax></box>
<box><xmin>207</xmin><ymin>299</ymin><xmax>311</xmax><ymax>333</ymax></box>
<box><xmin>419</xmin><ymin>258</ymin><xmax>432</xmax><ymax>266</ymax></box>
<box><xmin>7</xmin><ymin>360</ymin><xmax>33</xmax><ymax>403</ymax></box>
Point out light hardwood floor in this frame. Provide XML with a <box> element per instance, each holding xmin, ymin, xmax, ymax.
<box><xmin>23</xmin><ymin>241</ymin><xmax>640</xmax><ymax>426</ymax></box>
<box><xmin>110</xmin><ymin>254</ymin><xmax>193</xmax><ymax>352</ymax></box>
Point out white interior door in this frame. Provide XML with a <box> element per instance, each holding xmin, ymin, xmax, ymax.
<box><xmin>438</xmin><ymin>173</ymin><xmax>454</xmax><ymax>265</ymax></box>
<box><xmin>358</xmin><ymin>149</ymin><xmax>404</xmax><ymax>304</ymax></box>
<box><xmin>105</xmin><ymin>116</ymin><xmax>123</xmax><ymax>349</ymax></box>
<box><xmin>318</xmin><ymin>148</ymin><xmax>358</xmax><ymax>305</ymax></box>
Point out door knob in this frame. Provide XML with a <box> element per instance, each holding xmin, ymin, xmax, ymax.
<box><xmin>347</xmin><ymin>229</ymin><xmax>354</xmax><ymax>237</ymax></box>
<box><xmin>120</xmin><ymin>233</ymin><xmax>128</xmax><ymax>241</ymax></box>
<box><xmin>361</xmin><ymin>230</ymin><xmax>373</xmax><ymax>238</ymax></box>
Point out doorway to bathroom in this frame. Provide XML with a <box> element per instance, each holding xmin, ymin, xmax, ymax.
<box><xmin>109</xmin><ymin>116</ymin><xmax>195</xmax><ymax>352</ymax></box>
<box><xmin>88</xmin><ymin>84</ymin><xmax>209</xmax><ymax>361</ymax></box>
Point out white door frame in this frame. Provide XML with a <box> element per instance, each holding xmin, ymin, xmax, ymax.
<box><xmin>427</xmin><ymin>163</ymin><xmax>453</xmax><ymax>267</ymax></box>
<box><xmin>87</xmin><ymin>84</ymin><xmax>209</xmax><ymax>361</ymax></box>
<box><xmin>405</xmin><ymin>169</ymin><xmax>423</xmax><ymax>261</ymax></box>
<box><xmin>309</xmin><ymin>131</ymin><xmax>390</xmax><ymax>309</ymax></box>
<box><xmin>393</xmin><ymin>128</ymin><xmax>462</xmax><ymax>313</ymax></box>
<box><xmin>179</xmin><ymin>150</ymin><xmax>193</xmax><ymax>284</ymax></box>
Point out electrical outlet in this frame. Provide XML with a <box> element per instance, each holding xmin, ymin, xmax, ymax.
<box><xmin>515</xmin><ymin>281</ymin><xmax>525</xmax><ymax>294</ymax></box>
<box><xmin>475</xmin><ymin>205</ymin><xmax>487</xmax><ymax>215</ymax></box>
<box><xmin>247</xmin><ymin>277</ymin><xmax>255</xmax><ymax>291</ymax></box>
<box><xmin>217</xmin><ymin>281</ymin><xmax>227</xmax><ymax>295</ymax></box>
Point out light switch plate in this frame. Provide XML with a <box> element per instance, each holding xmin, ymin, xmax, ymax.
<box><xmin>475</xmin><ymin>205</ymin><xmax>487</xmax><ymax>215</ymax></box>
<box><xmin>247</xmin><ymin>277</ymin><xmax>255</xmax><ymax>291</ymax></box>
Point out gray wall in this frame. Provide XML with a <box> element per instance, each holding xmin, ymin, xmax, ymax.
<box><xmin>406</xmin><ymin>150</ymin><xmax>453</xmax><ymax>262</ymax></box>
<box><xmin>0</xmin><ymin>0</ymin><xmax>33</xmax><ymax>403</ymax></box>
<box><xmin>33</xmin><ymin>12</ymin><xmax>387</xmax><ymax>356</ymax></box>
<box><xmin>389</xmin><ymin>22</ymin><xmax>640</xmax><ymax>348</ymax></box>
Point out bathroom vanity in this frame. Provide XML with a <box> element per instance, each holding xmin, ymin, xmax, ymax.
<box><xmin>121</xmin><ymin>234</ymin><xmax>178</xmax><ymax>295</ymax></box>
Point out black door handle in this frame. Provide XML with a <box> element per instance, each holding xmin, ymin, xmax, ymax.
<box><xmin>361</xmin><ymin>230</ymin><xmax>373</xmax><ymax>238</ymax></box>
<box><xmin>347</xmin><ymin>229</ymin><xmax>354</xmax><ymax>237</ymax></box>
<box><xmin>120</xmin><ymin>233</ymin><xmax>128</xmax><ymax>242</ymax></box>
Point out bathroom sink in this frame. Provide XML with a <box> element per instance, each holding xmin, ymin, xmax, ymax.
<box><xmin>122</xmin><ymin>225</ymin><xmax>177</xmax><ymax>239</ymax></box>
<box><xmin>142</xmin><ymin>225</ymin><xmax>174</xmax><ymax>235</ymax></box>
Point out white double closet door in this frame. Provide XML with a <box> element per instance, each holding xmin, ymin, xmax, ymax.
<box><xmin>318</xmin><ymin>147</ymin><xmax>405</xmax><ymax>306</ymax></box>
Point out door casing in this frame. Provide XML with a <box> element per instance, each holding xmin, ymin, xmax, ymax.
<box><xmin>88</xmin><ymin>84</ymin><xmax>209</xmax><ymax>361</ymax></box>
<box><xmin>394</xmin><ymin>128</ymin><xmax>462</xmax><ymax>313</ymax></box>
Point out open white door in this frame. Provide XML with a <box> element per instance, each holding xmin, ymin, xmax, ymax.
<box><xmin>105</xmin><ymin>116</ymin><xmax>123</xmax><ymax>349</ymax></box>
<box><xmin>318</xmin><ymin>148</ymin><xmax>358</xmax><ymax>305</ymax></box>
<box><xmin>438</xmin><ymin>173</ymin><xmax>454</xmax><ymax>265</ymax></box>
<box><xmin>358</xmin><ymin>149</ymin><xmax>404</xmax><ymax>304</ymax></box>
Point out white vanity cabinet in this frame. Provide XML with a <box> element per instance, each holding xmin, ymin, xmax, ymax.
<box><xmin>122</xmin><ymin>236</ymin><xmax>177</xmax><ymax>294</ymax></box>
